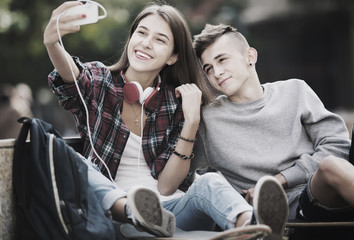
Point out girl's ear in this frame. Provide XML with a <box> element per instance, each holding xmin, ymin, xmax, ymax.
<box><xmin>167</xmin><ymin>54</ymin><xmax>178</xmax><ymax>66</ymax></box>
<box><xmin>248</xmin><ymin>47</ymin><xmax>258</xmax><ymax>66</ymax></box>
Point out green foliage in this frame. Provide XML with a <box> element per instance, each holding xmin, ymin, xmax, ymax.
<box><xmin>0</xmin><ymin>0</ymin><xmax>244</xmax><ymax>92</ymax></box>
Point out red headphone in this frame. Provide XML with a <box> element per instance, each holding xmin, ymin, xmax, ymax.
<box><xmin>121</xmin><ymin>71</ymin><xmax>161</xmax><ymax>105</ymax></box>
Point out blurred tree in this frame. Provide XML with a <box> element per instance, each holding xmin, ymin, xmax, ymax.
<box><xmin>0</xmin><ymin>0</ymin><xmax>246</xmax><ymax>93</ymax></box>
<box><xmin>2</xmin><ymin>0</ymin><xmax>353</xmax><ymax>134</ymax></box>
<box><xmin>0</xmin><ymin>0</ymin><xmax>246</xmax><ymax>135</ymax></box>
<box><xmin>1</xmin><ymin>0</ymin><xmax>131</xmax><ymax>91</ymax></box>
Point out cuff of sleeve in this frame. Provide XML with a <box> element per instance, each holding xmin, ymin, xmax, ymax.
<box><xmin>58</xmin><ymin>82</ymin><xmax>81</xmax><ymax>96</ymax></box>
<box><xmin>51</xmin><ymin>77</ymin><xmax>66</xmax><ymax>88</ymax></box>
<box><xmin>281</xmin><ymin>164</ymin><xmax>307</xmax><ymax>188</ymax></box>
<box><xmin>102</xmin><ymin>189</ymin><xmax>127</xmax><ymax>211</ymax></box>
<box><xmin>48</xmin><ymin>56</ymin><xmax>85</xmax><ymax>94</ymax></box>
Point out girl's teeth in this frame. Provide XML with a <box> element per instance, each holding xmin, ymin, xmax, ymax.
<box><xmin>137</xmin><ymin>51</ymin><xmax>151</xmax><ymax>59</ymax></box>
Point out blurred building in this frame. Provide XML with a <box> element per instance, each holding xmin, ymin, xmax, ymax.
<box><xmin>188</xmin><ymin>0</ymin><xmax>354</xmax><ymax>111</ymax></box>
<box><xmin>242</xmin><ymin>0</ymin><xmax>354</xmax><ymax>111</ymax></box>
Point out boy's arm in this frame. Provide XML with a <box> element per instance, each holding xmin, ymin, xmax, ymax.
<box><xmin>280</xmin><ymin>81</ymin><xmax>350</xmax><ymax>188</ymax></box>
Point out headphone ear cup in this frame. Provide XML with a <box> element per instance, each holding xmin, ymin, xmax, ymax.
<box><xmin>123</xmin><ymin>80</ymin><xmax>159</xmax><ymax>105</ymax></box>
<box><xmin>140</xmin><ymin>87</ymin><xmax>154</xmax><ymax>104</ymax></box>
<box><xmin>123</xmin><ymin>81</ymin><xmax>143</xmax><ymax>104</ymax></box>
<box><xmin>142</xmin><ymin>88</ymin><xmax>159</xmax><ymax>106</ymax></box>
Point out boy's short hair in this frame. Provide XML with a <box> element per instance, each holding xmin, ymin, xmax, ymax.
<box><xmin>192</xmin><ymin>24</ymin><xmax>251</xmax><ymax>105</ymax></box>
<box><xmin>193</xmin><ymin>24</ymin><xmax>249</xmax><ymax>59</ymax></box>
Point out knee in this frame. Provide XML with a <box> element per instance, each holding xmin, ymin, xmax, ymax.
<box><xmin>317</xmin><ymin>156</ymin><xmax>346</xmax><ymax>185</ymax></box>
<box><xmin>318</xmin><ymin>156</ymin><xmax>337</xmax><ymax>177</ymax></box>
<box><xmin>318</xmin><ymin>156</ymin><xmax>337</xmax><ymax>173</ymax></box>
<box><xmin>195</xmin><ymin>172</ymin><xmax>225</xmax><ymax>187</ymax></box>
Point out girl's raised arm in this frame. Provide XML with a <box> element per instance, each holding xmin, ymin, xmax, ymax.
<box><xmin>43</xmin><ymin>1</ymin><xmax>86</xmax><ymax>83</ymax></box>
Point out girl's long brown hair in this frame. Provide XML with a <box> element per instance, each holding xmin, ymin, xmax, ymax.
<box><xmin>108</xmin><ymin>3</ymin><xmax>203</xmax><ymax>90</ymax></box>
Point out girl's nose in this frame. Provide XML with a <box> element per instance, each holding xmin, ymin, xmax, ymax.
<box><xmin>141</xmin><ymin>36</ymin><xmax>152</xmax><ymax>49</ymax></box>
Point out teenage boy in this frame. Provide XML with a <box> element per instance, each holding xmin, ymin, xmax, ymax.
<box><xmin>192</xmin><ymin>23</ymin><xmax>354</xmax><ymax>239</ymax></box>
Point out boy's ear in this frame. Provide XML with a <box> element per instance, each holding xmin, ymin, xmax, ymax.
<box><xmin>167</xmin><ymin>54</ymin><xmax>178</xmax><ymax>66</ymax></box>
<box><xmin>248</xmin><ymin>47</ymin><xmax>258</xmax><ymax>65</ymax></box>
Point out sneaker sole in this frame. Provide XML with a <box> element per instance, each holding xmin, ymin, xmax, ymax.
<box><xmin>127</xmin><ymin>187</ymin><xmax>176</xmax><ymax>237</ymax></box>
<box><xmin>253</xmin><ymin>176</ymin><xmax>288</xmax><ymax>240</ymax></box>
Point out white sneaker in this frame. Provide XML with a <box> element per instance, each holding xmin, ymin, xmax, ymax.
<box><xmin>127</xmin><ymin>186</ymin><xmax>175</xmax><ymax>237</ymax></box>
<box><xmin>253</xmin><ymin>176</ymin><xmax>289</xmax><ymax>240</ymax></box>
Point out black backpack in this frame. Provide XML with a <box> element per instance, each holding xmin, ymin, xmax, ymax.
<box><xmin>12</xmin><ymin>117</ymin><xmax>116</xmax><ymax>239</ymax></box>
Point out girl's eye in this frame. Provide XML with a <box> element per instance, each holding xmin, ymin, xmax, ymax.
<box><xmin>205</xmin><ymin>67</ymin><xmax>211</xmax><ymax>74</ymax></box>
<box><xmin>137</xmin><ymin>30</ymin><xmax>146</xmax><ymax>35</ymax></box>
<box><xmin>156</xmin><ymin>38</ymin><xmax>166</xmax><ymax>44</ymax></box>
<box><xmin>219</xmin><ymin>58</ymin><xmax>226</xmax><ymax>63</ymax></box>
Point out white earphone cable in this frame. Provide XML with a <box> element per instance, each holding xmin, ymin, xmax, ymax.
<box><xmin>56</xmin><ymin>2</ymin><xmax>114</xmax><ymax>182</ymax></box>
<box><xmin>137</xmin><ymin>102</ymin><xmax>145</xmax><ymax>181</ymax></box>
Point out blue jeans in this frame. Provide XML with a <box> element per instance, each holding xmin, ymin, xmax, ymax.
<box><xmin>83</xmin><ymin>157</ymin><xmax>252</xmax><ymax>231</ymax></box>
<box><xmin>84</xmin><ymin>157</ymin><xmax>127</xmax><ymax>210</ymax></box>
<box><xmin>163</xmin><ymin>173</ymin><xmax>253</xmax><ymax>231</ymax></box>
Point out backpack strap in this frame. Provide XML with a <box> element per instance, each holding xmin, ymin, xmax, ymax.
<box><xmin>13</xmin><ymin>117</ymin><xmax>32</xmax><ymax>204</ymax></box>
<box><xmin>14</xmin><ymin>117</ymin><xmax>32</xmax><ymax>153</ymax></box>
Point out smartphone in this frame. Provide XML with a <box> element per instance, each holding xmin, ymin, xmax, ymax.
<box><xmin>64</xmin><ymin>3</ymin><xmax>99</xmax><ymax>26</ymax></box>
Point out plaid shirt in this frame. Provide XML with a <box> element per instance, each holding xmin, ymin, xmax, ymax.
<box><xmin>48</xmin><ymin>57</ymin><xmax>192</xmax><ymax>188</ymax></box>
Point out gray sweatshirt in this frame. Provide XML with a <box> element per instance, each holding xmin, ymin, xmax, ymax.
<box><xmin>192</xmin><ymin>79</ymin><xmax>350</xmax><ymax>210</ymax></box>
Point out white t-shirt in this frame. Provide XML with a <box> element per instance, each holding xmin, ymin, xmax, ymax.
<box><xmin>115</xmin><ymin>131</ymin><xmax>184</xmax><ymax>202</ymax></box>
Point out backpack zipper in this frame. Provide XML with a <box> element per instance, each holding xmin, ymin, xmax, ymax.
<box><xmin>67</xmin><ymin>148</ymin><xmax>81</xmax><ymax>207</ymax></box>
<box><xmin>51</xmin><ymin>134</ymin><xmax>94</xmax><ymax>231</ymax></box>
<box><xmin>77</xmin><ymin>208</ymin><xmax>94</xmax><ymax>224</ymax></box>
<box><xmin>49</xmin><ymin>134</ymin><xmax>69</xmax><ymax>235</ymax></box>
<box><xmin>67</xmin><ymin>142</ymin><xmax>94</xmax><ymax>224</ymax></box>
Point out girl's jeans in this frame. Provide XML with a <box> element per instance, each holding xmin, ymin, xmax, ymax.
<box><xmin>163</xmin><ymin>172</ymin><xmax>252</xmax><ymax>230</ymax></box>
<box><xmin>83</xmin><ymin>157</ymin><xmax>252</xmax><ymax>231</ymax></box>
